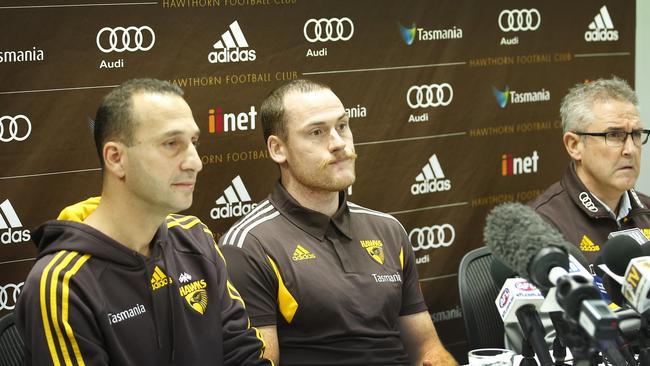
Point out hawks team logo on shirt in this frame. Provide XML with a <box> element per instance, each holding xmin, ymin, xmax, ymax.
<box><xmin>179</xmin><ymin>276</ymin><xmax>208</xmax><ymax>315</ymax></box>
<box><xmin>360</xmin><ymin>240</ymin><xmax>384</xmax><ymax>265</ymax></box>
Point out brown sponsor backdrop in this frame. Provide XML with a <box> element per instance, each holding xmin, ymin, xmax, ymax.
<box><xmin>0</xmin><ymin>0</ymin><xmax>635</xmax><ymax>360</ymax></box>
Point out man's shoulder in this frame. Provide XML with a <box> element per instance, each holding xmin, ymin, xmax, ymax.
<box><xmin>347</xmin><ymin>202</ymin><xmax>406</xmax><ymax>232</ymax></box>
<box><xmin>219</xmin><ymin>199</ymin><xmax>282</xmax><ymax>250</ymax></box>
<box><xmin>528</xmin><ymin>181</ymin><xmax>566</xmax><ymax>211</ymax></box>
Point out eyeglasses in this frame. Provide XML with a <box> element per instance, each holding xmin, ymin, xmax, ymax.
<box><xmin>572</xmin><ymin>129</ymin><xmax>650</xmax><ymax>147</ymax></box>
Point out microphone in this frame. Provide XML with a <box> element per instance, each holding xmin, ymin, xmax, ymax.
<box><xmin>603</xmin><ymin>235</ymin><xmax>643</xmax><ymax>276</ymax></box>
<box><xmin>621</xmin><ymin>256</ymin><xmax>650</xmax><ymax>313</ymax></box>
<box><xmin>484</xmin><ymin>203</ymin><xmax>619</xmax><ymax>340</ymax></box>
<box><xmin>495</xmin><ymin>277</ymin><xmax>553</xmax><ymax>366</ymax></box>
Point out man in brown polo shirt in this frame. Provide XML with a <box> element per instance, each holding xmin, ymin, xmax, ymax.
<box><xmin>219</xmin><ymin>79</ymin><xmax>457</xmax><ymax>365</ymax></box>
<box><xmin>529</xmin><ymin>77</ymin><xmax>650</xmax><ymax>264</ymax></box>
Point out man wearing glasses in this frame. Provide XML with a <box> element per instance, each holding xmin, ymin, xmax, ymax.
<box><xmin>529</xmin><ymin>76</ymin><xmax>650</xmax><ymax>264</ymax></box>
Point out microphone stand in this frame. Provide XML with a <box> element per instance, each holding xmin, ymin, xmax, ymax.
<box><xmin>516</xmin><ymin>305</ymin><xmax>553</xmax><ymax>366</ymax></box>
<box><xmin>519</xmin><ymin>340</ymin><xmax>538</xmax><ymax>366</ymax></box>
<box><xmin>639</xmin><ymin>310</ymin><xmax>650</xmax><ymax>366</ymax></box>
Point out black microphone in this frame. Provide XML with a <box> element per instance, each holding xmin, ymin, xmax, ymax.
<box><xmin>603</xmin><ymin>235</ymin><xmax>643</xmax><ymax>276</ymax></box>
<box><xmin>484</xmin><ymin>203</ymin><xmax>619</xmax><ymax>341</ymax></box>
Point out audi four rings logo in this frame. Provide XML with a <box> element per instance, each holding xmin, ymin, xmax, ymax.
<box><xmin>498</xmin><ymin>9</ymin><xmax>541</xmax><ymax>32</ymax></box>
<box><xmin>579</xmin><ymin>192</ymin><xmax>599</xmax><ymax>212</ymax></box>
<box><xmin>409</xmin><ymin>224</ymin><xmax>455</xmax><ymax>251</ymax></box>
<box><xmin>0</xmin><ymin>115</ymin><xmax>32</xmax><ymax>142</ymax></box>
<box><xmin>406</xmin><ymin>84</ymin><xmax>453</xmax><ymax>109</ymax></box>
<box><xmin>96</xmin><ymin>26</ymin><xmax>155</xmax><ymax>53</ymax></box>
<box><xmin>0</xmin><ymin>282</ymin><xmax>23</xmax><ymax>311</ymax></box>
<box><xmin>303</xmin><ymin>17</ymin><xmax>354</xmax><ymax>43</ymax></box>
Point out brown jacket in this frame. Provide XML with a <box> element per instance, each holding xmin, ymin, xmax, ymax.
<box><xmin>528</xmin><ymin>163</ymin><xmax>650</xmax><ymax>264</ymax></box>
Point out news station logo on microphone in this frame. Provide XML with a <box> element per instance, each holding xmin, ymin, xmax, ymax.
<box><xmin>622</xmin><ymin>257</ymin><xmax>650</xmax><ymax>312</ymax></box>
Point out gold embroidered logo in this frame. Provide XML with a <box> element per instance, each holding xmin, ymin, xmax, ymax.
<box><xmin>180</xmin><ymin>279</ymin><xmax>208</xmax><ymax>315</ymax></box>
<box><xmin>151</xmin><ymin>266</ymin><xmax>172</xmax><ymax>290</ymax></box>
<box><xmin>291</xmin><ymin>245</ymin><xmax>316</xmax><ymax>261</ymax></box>
<box><xmin>361</xmin><ymin>240</ymin><xmax>384</xmax><ymax>265</ymax></box>
<box><xmin>579</xmin><ymin>235</ymin><xmax>600</xmax><ymax>252</ymax></box>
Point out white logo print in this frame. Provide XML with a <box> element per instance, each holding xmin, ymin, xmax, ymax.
<box><xmin>0</xmin><ymin>282</ymin><xmax>23</xmax><ymax>311</ymax></box>
<box><xmin>179</xmin><ymin>273</ymin><xmax>193</xmax><ymax>283</ymax></box>
<box><xmin>411</xmin><ymin>154</ymin><xmax>452</xmax><ymax>195</ymax></box>
<box><xmin>0</xmin><ymin>115</ymin><xmax>32</xmax><ymax>142</ymax></box>
<box><xmin>498</xmin><ymin>9</ymin><xmax>541</xmax><ymax>32</ymax></box>
<box><xmin>210</xmin><ymin>176</ymin><xmax>258</xmax><ymax>220</ymax></box>
<box><xmin>209</xmin><ymin>20</ymin><xmax>256</xmax><ymax>63</ymax></box>
<box><xmin>409</xmin><ymin>224</ymin><xmax>455</xmax><ymax>251</ymax></box>
<box><xmin>0</xmin><ymin>199</ymin><xmax>31</xmax><ymax>244</ymax></box>
<box><xmin>303</xmin><ymin>17</ymin><xmax>354</xmax><ymax>43</ymax></box>
<box><xmin>96</xmin><ymin>26</ymin><xmax>155</xmax><ymax>53</ymax></box>
<box><xmin>406</xmin><ymin>84</ymin><xmax>453</xmax><ymax>109</ymax></box>
<box><xmin>585</xmin><ymin>5</ymin><xmax>619</xmax><ymax>42</ymax></box>
<box><xmin>579</xmin><ymin>192</ymin><xmax>598</xmax><ymax>213</ymax></box>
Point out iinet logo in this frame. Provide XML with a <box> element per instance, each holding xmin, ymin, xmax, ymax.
<box><xmin>209</xmin><ymin>20</ymin><xmax>256</xmax><ymax>63</ymax></box>
<box><xmin>501</xmin><ymin>151</ymin><xmax>539</xmax><ymax>176</ymax></box>
<box><xmin>0</xmin><ymin>199</ymin><xmax>30</xmax><ymax>244</ymax></box>
<box><xmin>210</xmin><ymin>176</ymin><xmax>257</xmax><ymax>220</ymax></box>
<box><xmin>411</xmin><ymin>154</ymin><xmax>452</xmax><ymax>195</ymax></box>
<box><xmin>208</xmin><ymin>105</ymin><xmax>257</xmax><ymax>134</ymax></box>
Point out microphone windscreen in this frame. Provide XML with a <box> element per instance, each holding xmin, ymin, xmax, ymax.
<box><xmin>602</xmin><ymin>235</ymin><xmax>642</xmax><ymax>276</ymax></box>
<box><xmin>490</xmin><ymin>256</ymin><xmax>516</xmax><ymax>287</ymax></box>
<box><xmin>641</xmin><ymin>241</ymin><xmax>650</xmax><ymax>257</ymax></box>
<box><xmin>484</xmin><ymin>202</ymin><xmax>568</xmax><ymax>279</ymax></box>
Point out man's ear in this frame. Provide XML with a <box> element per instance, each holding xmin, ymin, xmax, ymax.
<box><xmin>268</xmin><ymin>135</ymin><xmax>287</xmax><ymax>164</ymax></box>
<box><xmin>563</xmin><ymin>132</ymin><xmax>583</xmax><ymax>162</ymax></box>
<box><xmin>103</xmin><ymin>141</ymin><xmax>127</xmax><ymax>179</ymax></box>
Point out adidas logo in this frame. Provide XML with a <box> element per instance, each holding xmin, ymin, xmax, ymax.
<box><xmin>579</xmin><ymin>235</ymin><xmax>601</xmax><ymax>252</ymax></box>
<box><xmin>151</xmin><ymin>266</ymin><xmax>172</xmax><ymax>290</ymax></box>
<box><xmin>178</xmin><ymin>272</ymin><xmax>192</xmax><ymax>283</ymax></box>
<box><xmin>210</xmin><ymin>175</ymin><xmax>258</xmax><ymax>220</ymax></box>
<box><xmin>410</xmin><ymin>154</ymin><xmax>451</xmax><ymax>195</ymax></box>
<box><xmin>292</xmin><ymin>245</ymin><xmax>316</xmax><ymax>261</ymax></box>
<box><xmin>584</xmin><ymin>5</ymin><xmax>618</xmax><ymax>42</ymax></box>
<box><xmin>208</xmin><ymin>20</ymin><xmax>257</xmax><ymax>63</ymax></box>
<box><xmin>0</xmin><ymin>199</ymin><xmax>30</xmax><ymax>244</ymax></box>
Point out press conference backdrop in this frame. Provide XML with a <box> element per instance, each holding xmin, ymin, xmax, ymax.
<box><xmin>0</xmin><ymin>0</ymin><xmax>635</xmax><ymax>359</ymax></box>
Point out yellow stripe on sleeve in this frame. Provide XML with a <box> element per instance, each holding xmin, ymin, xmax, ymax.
<box><xmin>61</xmin><ymin>254</ymin><xmax>91</xmax><ymax>366</ymax></box>
<box><xmin>266</xmin><ymin>256</ymin><xmax>298</xmax><ymax>324</ymax></box>
<box><xmin>399</xmin><ymin>248</ymin><xmax>404</xmax><ymax>270</ymax></box>
<box><xmin>49</xmin><ymin>251</ymin><xmax>79</xmax><ymax>366</ymax></box>
<box><xmin>40</xmin><ymin>251</ymin><xmax>68</xmax><ymax>366</ymax></box>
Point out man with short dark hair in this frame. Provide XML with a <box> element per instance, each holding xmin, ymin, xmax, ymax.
<box><xmin>16</xmin><ymin>79</ymin><xmax>271</xmax><ymax>365</ymax></box>
<box><xmin>529</xmin><ymin>76</ymin><xmax>650</xmax><ymax>263</ymax></box>
<box><xmin>220</xmin><ymin>79</ymin><xmax>457</xmax><ymax>366</ymax></box>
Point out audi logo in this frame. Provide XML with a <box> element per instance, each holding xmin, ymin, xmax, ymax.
<box><xmin>0</xmin><ymin>282</ymin><xmax>23</xmax><ymax>311</ymax></box>
<box><xmin>498</xmin><ymin>9</ymin><xmax>541</xmax><ymax>32</ymax></box>
<box><xmin>303</xmin><ymin>17</ymin><xmax>354</xmax><ymax>43</ymax></box>
<box><xmin>96</xmin><ymin>26</ymin><xmax>155</xmax><ymax>53</ymax></box>
<box><xmin>579</xmin><ymin>192</ymin><xmax>598</xmax><ymax>212</ymax></box>
<box><xmin>409</xmin><ymin>224</ymin><xmax>455</xmax><ymax>251</ymax></box>
<box><xmin>406</xmin><ymin>84</ymin><xmax>453</xmax><ymax>109</ymax></box>
<box><xmin>0</xmin><ymin>115</ymin><xmax>32</xmax><ymax>142</ymax></box>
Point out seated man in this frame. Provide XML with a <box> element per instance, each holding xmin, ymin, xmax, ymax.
<box><xmin>219</xmin><ymin>79</ymin><xmax>457</xmax><ymax>366</ymax></box>
<box><xmin>529</xmin><ymin>77</ymin><xmax>650</xmax><ymax>264</ymax></box>
<box><xmin>16</xmin><ymin>79</ymin><xmax>270</xmax><ymax>365</ymax></box>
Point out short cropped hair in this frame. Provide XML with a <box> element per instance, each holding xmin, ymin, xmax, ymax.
<box><xmin>93</xmin><ymin>78</ymin><xmax>183</xmax><ymax>166</ymax></box>
<box><xmin>260</xmin><ymin>79</ymin><xmax>331</xmax><ymax>143</ymax></box>
<box><xmin>560</xmin><ymin>76</ymin><xmax>638</xmax><ymax>133</ymax></box>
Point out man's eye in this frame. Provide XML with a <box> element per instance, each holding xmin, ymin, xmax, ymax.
<box><xmin>607</xmin><ymin>131</ymin><xmax>626</xmax><ymax>140</ymax></box>
<box><xmin>311</xmin><ymin>129</ymin><xmax>323</xmax><ymax>136</ymax></box>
